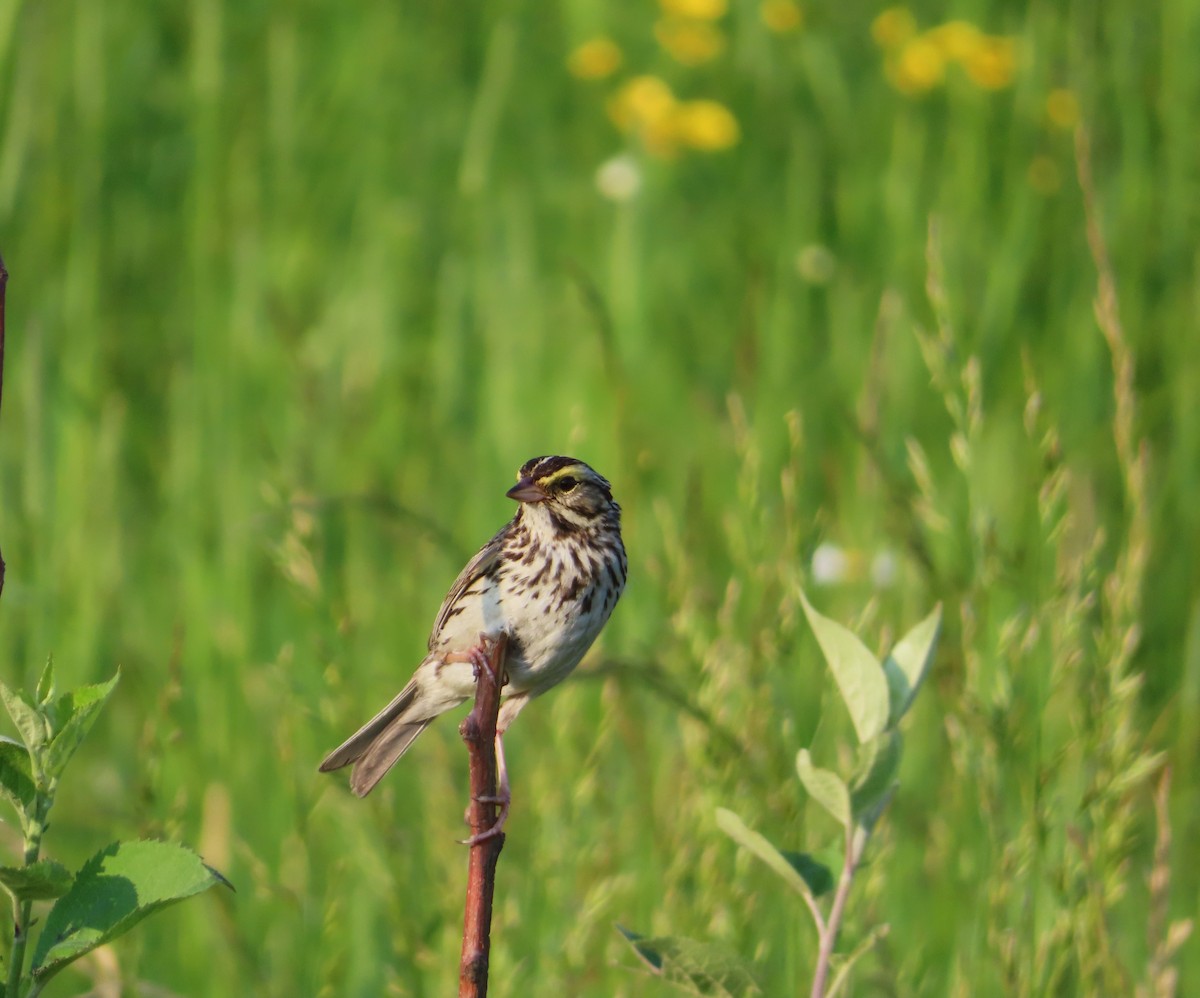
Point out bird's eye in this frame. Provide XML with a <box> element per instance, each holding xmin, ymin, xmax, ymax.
<box><xmin>555</xmin><ymin>476</ymin><xmax>578</xmax><ymax>492</ymax></box>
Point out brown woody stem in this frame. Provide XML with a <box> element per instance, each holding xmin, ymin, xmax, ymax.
<box><xmin>457</xmin><ymin>633</ymin><xmax>507</xmax><ymax>998</ymax></box>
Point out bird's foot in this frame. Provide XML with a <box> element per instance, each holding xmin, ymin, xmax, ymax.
<box><xmin>459</xmin><ymin>731</ymin><xmax>511</xmax><ymax>845</ymax></box>
<box><xmin>460</xmin><ymin>791</ymin><xmax>510</xmax><ymax>845</ymax></box>
<box><xmin>446</xmin><ymin>633</ymin><xmax>507</xmax><ymax>687</ymax></box>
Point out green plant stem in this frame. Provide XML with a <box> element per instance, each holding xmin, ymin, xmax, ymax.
<box><xmin>810</xmin><ymin>825</ymin><xmax>865</xmax><ymax>998</ymax></box>
<box><xmin>7</xmin><ymin>796</ymin><xmax>50</xmax><ymax>998</ymax></box>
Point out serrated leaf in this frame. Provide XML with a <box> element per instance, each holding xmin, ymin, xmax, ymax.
<box><xmin>883</xmin><ymin>604</ymin><xmax>941</xmax><ymax>724</ymax></box>
<box><xmin>780</xmin><ymin>851</ymin><xmax>834</xmax><ymax>898</ymax></box>
<box><xmin>0</xmin><ymin>860</ymin><xmax>73</xmax><ymax>901</ymax></box>
<box><xmin>0</xmin><ymin>738</ymin><xmax>36</xmax><ymax>822</ymax></box>
<box><xmin>0</xmin><ymin>683</ymin><xmax>49</xmax><ymax>754</ymax></box>
<box><xmin>850</xmin><ymin>731</ymin><xmax>902</xmax><ymax>821</ymax></box>
<box><xmin>797</xmin><ymin>749</ymin><xmax>851</xmax><ymax>827</ymax></box>
<box><xmin>799</xmin><ymin>592</ymin><xmax>889</xmax><ymax>743</ymax></box>
<box><xmin>715</xmin><ymin>808</ymin><xmax>821</xmax><ymax>902</ymax></box>
<box><xmin>36</xmin><ymin>658</ymin><xmax>56</xmax><ymax>707</ymax></box>
<box><xmin>43</xmin><ymin>672</ymin><xmax>120</xmax><ymax>782</ymax></box>
<box><xmin>32</xmin><ymin>840</ymin><xmax>230</xmax><ymax>982</ymax></box>
<box><xmin>616</xmin><ymin>926</ymin><xmax>761</xmax><ymax>997</ymax></box>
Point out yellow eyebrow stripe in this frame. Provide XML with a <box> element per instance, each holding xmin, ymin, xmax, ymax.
<box><xmin>539</xmin><ymin>466</ymin><xmax>585</xmax><ymax>486</ymax></box>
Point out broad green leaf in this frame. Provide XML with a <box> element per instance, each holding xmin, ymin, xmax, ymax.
<box><xmin>36</xmin><ymin>658</ymin><xmax>56</xmax><ymax>707</ymax></box>
<box><xmin>780</xmin><ymin>851</ymin><xmax>834</xmax><ymax>898</ymax></box>
<box><xmin>32</xmin><ymin>840</ymin><xmax>230</xmax><ymax>982</ymax></box>
<box><xmin>0</xmin><ymin>683</ymin><xmax>49</xmax><ymax>754</ymax></box>
<box><xmin>0</xmin><ymin>738</ymin><xmax>35</xmax><ymax>822</ymax></box>
<box><xmin>43</xmin><ymin>672</ymin><xmax>120</xmax><ymax>782</ymax></box>
<box><xmin>616</xmin><ymin>926</ymin><xmax>762</xmax><ymax>997</ymax></box>
<box><xmin>850</xmin><ymin>731</ymin><xmax>902</xmax><ymax>821</ymax></box>
<box><xmin>715</xmin><ymin>808</ymin><xmax>821</xmax><ymax>903</ymax></box>
<box><xmin>0</xmin><ymin>860</ymin><xmax>73</xmax><ymax>901</ymax></box>
<box><xmin>797</xmin><ymin>749</ymin><xmax>851</xmax><ymax>828</ymax></box>
<box><xmin>883</xmin><ymin>604</ymin><xmax>942</xmax><ymax>724</ymax></box>
<box><xmin>799</xmin><ymin>592</ymin><xmax>889</xmax><ymax>743</ymax></box>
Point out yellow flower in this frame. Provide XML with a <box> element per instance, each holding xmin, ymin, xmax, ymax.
<box><xmin>1028</xmin><ymin>155</ymin><xmax>1061</xmax><ymax>195</ymax></box>
<box><xmin>761</xmin><ymin>0</ymin><xmax>803</xmax><ymax>33</ymax></box>
<box><xmin>886</xmin><ymin>37</ymin><xmax>945</xmax><ymax>95</ymax></box>
<box><xmin>1046</xmin><ymin>88</ymin><xmax>1080</xmax><ymax>129</ymax></box>
<box><xmin>608</xmin><ymin>76</ymin><xmax>681</xmax><ymax>155</ymax></box>
<box><xmin>674</xmin><ymin>100</ymin><xmax>740</xmax><ymax>151</ymax></box>
<box><xmin>567</xmin><ymin>37</ymin><xmax>623</xmax><ymax>80</ymax></box>
<box><xmin>926</xmin><ymin>20</ymin><xmax>984</xmax><ymax>61</ymax></box>
<box><xmin>655</xmin><ymin>18</ymin><xmax>726</xmax><ymax>65</ymax></box>
<box><xmin>659</xmin><ymin>0</ymin><xmax>727</xmax><ymax>20</ymax></box>
<box><xmin>963</xmin><ymin>36</ymin><xmax>1017</xmax><ymax>90</ymax></box>
<box><xmin>608</xmin><ymin>75</ymin><xmax>677</xmax><ymax>132</ymax></box>
<box><xmin>871</xmin><ymin>7</ymin><xmax>917</xmax><ymax>49</ymax></box>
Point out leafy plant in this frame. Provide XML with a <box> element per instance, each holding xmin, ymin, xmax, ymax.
<box><xmin>619</xmin><ymin>599</ymin><xmax>941</xmax><ymax>997</ymax></box>
<box><xmin>0</xmin><ymin>661</ymin><xmax>229</xmax><ymax>998</ymax></box>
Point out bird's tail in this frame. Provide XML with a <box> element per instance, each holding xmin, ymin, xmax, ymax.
<box><xmin>318</xmin><ymin>679</ymin><xmax>432</xmax><ymax>797</ymax></box>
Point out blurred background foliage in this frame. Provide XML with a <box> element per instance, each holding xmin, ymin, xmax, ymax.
<box><xmin>0</xmin><ymin>0</ymin><xmax>1197</xmax><ymax>994</ymax></box>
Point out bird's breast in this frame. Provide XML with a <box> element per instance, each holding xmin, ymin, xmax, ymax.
<box><xmin>430</xmin><ymin>533</ymin><xmax>625</xmax><ymax>697</ymax></box>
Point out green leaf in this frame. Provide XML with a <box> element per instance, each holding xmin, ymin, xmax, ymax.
<box><xmin>32</xmin><ymin>840</ymin><xmax>230</xmax><ymax>982</ymax></box>
<box><xmin>797</xmin><ymin>749</ymin><xmax>851</xmax><ymax>828</ymax></box>
<box><xmin>715</xmin><ymin>808</ymin><xmax>823</xmax><ymax>903</ymax></box>
<box><xmin>0</xmin><ymin>860</ymin><xmax>73</xmax><ymax>901</ymax></box>
<box><xmin>616</xmin><ymin>926</ymin><xmax>762</xmax><ymax>997</ymax></box>
<box><xmin>850</xmin><ymin>731</ymin><xmax>902</xmax><ymax>822</ymax></box>
<box><xmin>36</xmin><ymin>657</ymin><xmax>56</xmax><ymax>707</ymax></box>
<box><xmin>883</xmin><ymin>604</ymin><xmax>942</xmax><ymax>724</ymax></box>
<box><xmin>43</xmin><ymin>672</ymin><xmax>120</xmax><ymax>782</ymax></box>
<box><xmin>0</xmin><ymin>738</ymin><xmax>36</xmax><ymax>822</ymax></box>
<box><xmin>799</xmin><ymin>592</ymin><xmax>889</xmax><ymax>743</ymax></box>
<box><xmin>855</xmin><ymin>785</ymin><xmax>896</xmax><ymax>838</ymax></box>
<box><xmin>780</xmin><ymin>851</ymin><xmax>834</xmax><ymax>897</ymax></box>
<box><xmin>0</xmin><ymin>683</ymin><xmax>49</xmax><ymax>754</ymax></box>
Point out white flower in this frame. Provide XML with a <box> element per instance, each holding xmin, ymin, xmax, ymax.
<box><xmin>811</xmin><ymin>542</ymin><xmax>849</xmax><ymax>586</ymax></box>
<box><xmin>595</xmin><ymin>154</ymin><xmax>642</xmax><ymax>202</ymax></box>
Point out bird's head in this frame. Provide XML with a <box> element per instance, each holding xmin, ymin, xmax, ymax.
<box><xmin>507</xmin><ymin>456</ymin><xmax>618</xmax><ymax>530</ymax></box>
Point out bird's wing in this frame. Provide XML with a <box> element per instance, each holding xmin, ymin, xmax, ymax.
<box><xmin>428</xmin><ymin>519</ymin><xmax>513</xmax><ymax>647</ymax></box>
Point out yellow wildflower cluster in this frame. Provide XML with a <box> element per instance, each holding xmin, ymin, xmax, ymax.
<box><xmin>653</xmin><ymin>0</ymin><xmax>728</xmax><ymax>66</ymax></box>
<box><xmin>607</xmin><ymin>76</ymin><xmax>739</xmax><ymax>157</ymax></box>
<box><xmin>654</xmin><ymin>18</ymin><xmax>726</xmax><ymax>65</ymax></box>
<box><xmin>871</xmin><ymin>8</ymin><xmax>1017</xmax><ymax>96</ymax></box>
<box><xmin>567</xmin><ymin>0</ymin><xmax>751</xmax><ymax>159</ymax></box>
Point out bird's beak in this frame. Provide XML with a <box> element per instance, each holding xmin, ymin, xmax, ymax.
<box><xmin>506</xmin><ymin>476</ymin><xmax>549</xmax><ymax>503</ymax></box>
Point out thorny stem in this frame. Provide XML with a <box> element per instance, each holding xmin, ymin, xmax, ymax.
<box><xmin>458</xmin><ymin>634</ymin><xmax>507</xmax><ymax>998</ymax></box>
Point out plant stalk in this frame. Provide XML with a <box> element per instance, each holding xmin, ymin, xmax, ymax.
<box><xmin>0</xmin><ymin>250</ymin><xmax>8</xmax><ymax>599</ymax></box>
<box><xmin>810</xmin><ymin>824</ymin><xmax>864</xmax><ymax>998</ymax></box>
<box><xmin>7</xmin><ymin>795</ymin><xmax>49</xmax><ymax>998</ymax></box>
<box><xmin>458</xmin><ymin>634</ymin><xmax>507</xmax><ymax>998</ymax></box>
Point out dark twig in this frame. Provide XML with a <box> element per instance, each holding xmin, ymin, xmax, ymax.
<box><xmin>458</xmin><ymin>633</ymin><xmax>508</xmax><ymax>998</ymax></box>
<box><xmin>0</xmin><ymin>250</ymin><xmax>7</xmax><ymax>599</ymax></box>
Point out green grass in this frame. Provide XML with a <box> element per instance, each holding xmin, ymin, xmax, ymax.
<box><xmin>1</xmin><ymin>0</ymin><xmax>1197</xmax><ymax>994</ymax></box>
